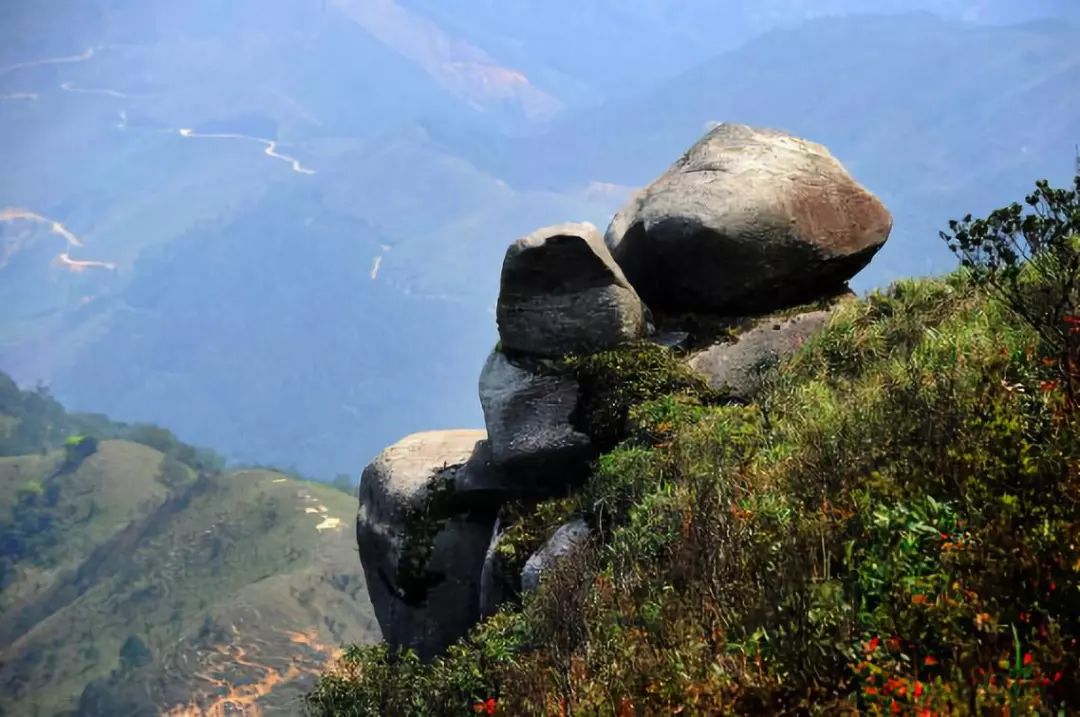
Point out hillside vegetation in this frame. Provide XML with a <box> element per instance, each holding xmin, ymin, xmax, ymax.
<box><xmin>309</xmin><ymin>180</ymin><xmax>1080</xmax><ymax>715</ymax></box>
<box><xmin>0</xmin><ymin>375</ymin><xmax>379</xmax><ymax>716</ymax></box>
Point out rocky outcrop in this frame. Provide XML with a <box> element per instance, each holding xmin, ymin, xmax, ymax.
<box><xmin>356</xmin><ymin>430</ymin><xmax>497</xmax><ymax>660</ymax></box>
<box><xmin>605</xmin><ymin>123</ymin><xmax>892</xmax><ymax>314</ymax></box>
<box><xmin>497</xmin><ymin>222</ymin><xmax>647</xmax><ymax>358</ymax></box>
<box><xmin>521</xmin><ymin>519</ymin><xmax>592</xmax><ymax>593</ymax></box>
<box><xmin>688</xmin><ymin>308</ymin><xmax>835</xmax><ymax>400</ymax></box>
<box><xmin>355</xmin><ymin>122</ymin><xmax>891</xmax><ymax>661</ymax></box>
<box><xmin>478</xmin><ymin>350</ymin><xmax>591</xmax><ymax>484</ymax></box>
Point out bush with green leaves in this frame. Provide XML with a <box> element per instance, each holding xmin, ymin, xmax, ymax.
<box><xmin>560</xmin><ymin>340</ymin><xmax>718</xmax><ymax>449</ymax></box>
<box><xmin>941</xmin><ymin>175</ymin><xmax>1080</xmax><ymax>404</ymax></box>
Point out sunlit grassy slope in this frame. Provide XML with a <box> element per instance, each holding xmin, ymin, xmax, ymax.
<box><xmin>0</xmin><ymin>378</ymin><xmax>378</xmax><ymax>716</ymax></box>
<box><xmin>310</xmin><ymin>273</ymin><xmax>1080</xmax><ymax>715</ymax></box>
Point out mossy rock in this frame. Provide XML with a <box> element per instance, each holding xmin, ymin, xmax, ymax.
<box><xmin>559</xmin><ymin>340</ymin><xmax>721</xmax><ymax>450</ymax></box>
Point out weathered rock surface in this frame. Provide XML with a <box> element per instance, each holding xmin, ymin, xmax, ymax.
<box><xmin>688</xmin><ymin>308</ymin><xmax>833</xmax><ymax>399</ymax></box>
<box><xmin>497</xmin><ymin>222</ymin><xmax>647</xmax><ymax>357</ymax></box>
<box><xmin>606</xmin><ymin>123</ymin><xmax>892</xmax><ymax>314</ymax></box>
<box><xmin>521</xmin><ymin>519</ymin><xmax>592</xmax><ymax>593</ymax></box>
<box><xmin>479</xmin><ymin>350</ymin><xmax>591</xmax><ymax>483</ymax></box>
<box><xmin>356</xmin><ymin>430</ymin><xmax>496</xmax><ymax>660</ymax></box>
<box><xmin>478</xmin><ymin>522</ymin><xmax>511</xmax><ymax>618</ymax></box>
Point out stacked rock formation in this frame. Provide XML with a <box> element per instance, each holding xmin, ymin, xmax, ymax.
<box><xmin>482</xmin><ymin>222</ymin><xmax>648</xmax><ymax>481</ymax></box>
<box><xmin>356</xmin><ymin>123</ymin><xmax>892</xmax><ymax>659</ymax></box>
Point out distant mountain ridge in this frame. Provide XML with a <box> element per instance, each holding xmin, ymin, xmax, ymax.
<box><xmin>436</xmin><ymin>12</ymin><xmax>1080</xmax><ymax>287</ymax></box>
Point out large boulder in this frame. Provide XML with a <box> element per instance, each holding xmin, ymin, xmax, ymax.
<box><xmin>497</xmin><ymin>222</ymin><xmax>647</xmax><ymax>358</ymax></box>
<box><xmin>356</xmin><ymin>430</ymin><xmax>497</xmax><ymax>660</ymax></box>
<box><xmin>521</xmin><ymin>519</ymin><xmax>592</xmax><ymax>594</ymax></box>
<box><xmin>478</xmin><ymin>350</ymin><xmax>591</xmax><ymax>485</ymax></box>
<box><xmin>605</xmin><ymin>123</ymin><xmax>892</xmax><ymax>314</ymax></box>
<box><xmin>687</xmin><ymin>308</ymin><xmax>834</xmax><ymax>400</ymax></box>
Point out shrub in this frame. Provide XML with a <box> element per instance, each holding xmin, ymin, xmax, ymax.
<box><xmin>561</xmin><ymin>340</ymin><xmax>718</xmax><ymax>449</ymax></box>
<box><xmin>62</xmin><ymin>434</ymin><xmax>98</xmax><ymax>468</ymax></box>
<box><xmin>941</xmin><ymin>175</ymin><xmax>1080</xmax><ymax>405</ymax></box>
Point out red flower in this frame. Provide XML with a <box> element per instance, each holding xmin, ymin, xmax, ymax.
<box><xmin>1024</xmin><ymin>652</ymin><xmax>1034</xmax><ymax>667</ymax></box>
<box><xmin>924</xmin><ymin>655</ymin><xmax>939</xmax><ymax>667</ymax></box>
<box><xmin>890</xmin><ymin>699</ymin><xmax>902</xmax><ymax>714</ymax></box>
<box><xmin>473</xmin><ymin>697</ymin><xmax>497</xmax><ymax>715</ymax></box>
<box><xmin>1054</xmin><ymin>671</ymin><xmax>1064</xmax><ymax>683</ymax></box>
<box><xmin>914</xmin><ymin>681</ymin><xmax>924</xmax><ymax>698</ymax></box>
<box><xmin>866</xmin><ymin>636</ymin><xmax>881</xmax><ymax>652</ymax></box>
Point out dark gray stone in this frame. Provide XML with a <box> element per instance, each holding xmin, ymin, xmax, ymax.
<box><xmin>478</xmin><ymin>350</ymin><xmax>591</xmax><ymax>483</ymax></box>
<box><xmin>687</xmin><ymin>308</ymin><xmax>833</xmax><ymax>399</ymax></box>
<box><xmin>497</xmin><ymin>222</ymin><xmax>646</xmax><ymax>358</ymax></box>
<box><xmin>521</xmin><ymin>519</ymin><xmax>592</xmax><ymax>594</ymax></box>
<box><xmin>356</xmin><ymin>430</ymin><xmax>495</xmax><ymax>660</ymax></box>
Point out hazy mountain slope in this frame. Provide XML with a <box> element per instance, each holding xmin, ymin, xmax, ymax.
<box><xmin>402</xmin><ymin>0</ymin><xmax>1077</xmax><ymax>105</ymax></box>
<box><xmin>4</xmin><ymin>7</ymin><xmax>1078</xmax><ymax>483</ymax></box>
<box><xmin>0</xmin><ymin>0</ymin><xmax>495</xmax><ymax>341</ymax></box>
<box><xmin>0</xmin><ymin>375</ymin><xmax>377</xmax><ymax>716</ymax></box>
<box><xmin>444</xmin><ymin>13</ymin><xmax>1080</xmax><ymax>290</ymax></box>
<box><xmin>16</xmin><ymin>130</ymin><xmax>627</xmax><ymax>478</ymax></box>
<box><xmin>0</xmin><ymin>0</ymin><xmax>625</xmax><ymax>478</ymax></box>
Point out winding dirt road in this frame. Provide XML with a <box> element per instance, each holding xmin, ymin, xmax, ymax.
<box><xmin>54</xmin><ymin>252</ymin><xmax>116</xmax><ymax>272</ymax></box>
<box><xmin>0</xmin><ymin>208</ymin><xmax>83</xmax><ymax>247</ymax></box>
<box><xmin>0</xmin><ymin>47</ymin><xmax>95</xmax><ymax>77</ymax></box>
<box><xmin>0</xmin><ymin>209</ymin><xmax>115</xmax><ymax>272</ymax></box>
<box><xmin>60</xmin><ymin>81</ymin><xmax>137</xmax><ymax>99</ymax></box>
<box><xmin>178</xmin><ymin>128</ymin><xmax>316</xmax><ymax>175</ymax></box>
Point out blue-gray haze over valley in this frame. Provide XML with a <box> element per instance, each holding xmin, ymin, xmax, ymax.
<box><xmin>1</xmin><ymin>0</ymin><xmax>1078</xmax><ymax>478</ymax></box>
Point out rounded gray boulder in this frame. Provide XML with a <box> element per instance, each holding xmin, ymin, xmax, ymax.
<box><xmin>356</xmin><ymin>430</ymin><xmax>496</xmax><ymax>660</ymax></box>
<box><xmin>605</xmin><ymin>123</ymin><xmax>892</xmax><ymax>314</ymax></box>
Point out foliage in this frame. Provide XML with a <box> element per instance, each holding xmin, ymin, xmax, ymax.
<box><xmin>118</xmin><ymin>634</ymin><xmax>152</xmax><ymax>670</ymax></box>
<box><xmin>494</xmin><ymin>496</ymin><xmax>580</xmax><ymax>599</ymax></box>
<box><xmin>330</xmin><ymin>473</ymin><xmax>357</xmax><ymax>495</ymax></box>
<box><xmin>0</xmin><ymin>375</ymin><xmax>70</xmax><ymax>456</ymax></box>
<box><xmin>311</xmin><ymin>184</ymin><xmax>1080</xmax><ymax>716</ymax></box>
<box><xmin>63</xmin><ymin>435</ymin><xmax>98</xmax><ymax>469</ymax></box>
<box><xmin>941</xmin><ymin>175</ymin><xmax>1080</xmax><ymax>404</ymax></box>
<box><xmin>305</xmin><ymin>612</ymin><xmax>526</xmax><ymax>717</ymax></box>
<box><xmin>561</xmin><ymin>341</ymin><xmax>718</xmax><ymax>449</ymax></box>
<box><xmin>0</xmin><ymin>369</ymin><xmax>224</xmax><ymax>474</ymax></box>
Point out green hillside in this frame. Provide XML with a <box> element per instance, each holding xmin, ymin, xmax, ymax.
<box><xmin>308</xmin><ymin>180</ymin><xmax>1080</xmax><ymax>714</ymax></box>
<box><xmin>0</xmin><ymin>376</ymin><xmax>379</xmax><ymax>716</ymax></box>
